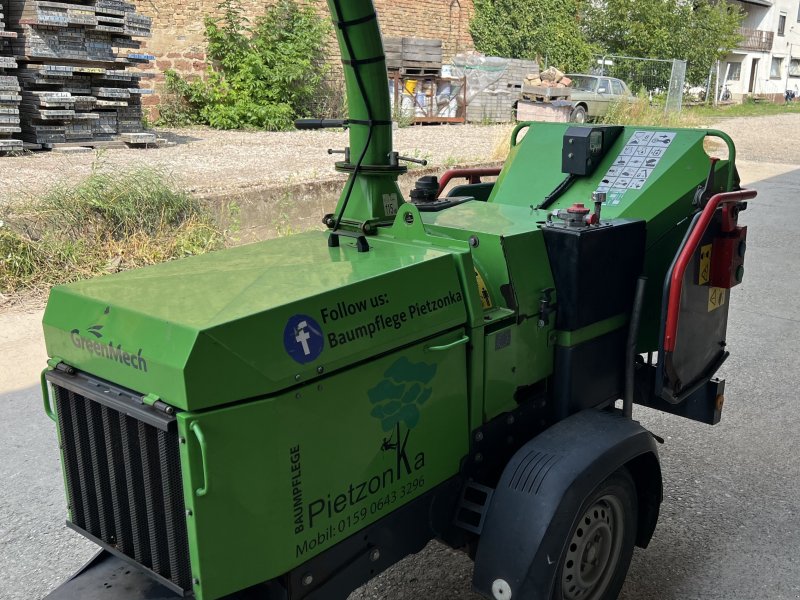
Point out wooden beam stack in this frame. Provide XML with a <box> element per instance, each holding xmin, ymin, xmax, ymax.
<box><xmin>0</xmin><ymin>1</ymin><xmax>22</xmax><ymax>152</ymax></box>
<box><xmin>7</xmin><ymin>0</ymin><xmax>153</xmax><ymax>149</ymax></box>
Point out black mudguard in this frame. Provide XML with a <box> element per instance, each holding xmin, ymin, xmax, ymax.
<box><xmin>472</xmin><ymin>409</ymin><xmax>662</xmax><ymax>600</ymax></box>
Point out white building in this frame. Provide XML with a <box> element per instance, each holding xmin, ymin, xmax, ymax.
<box><xmin>722</xmin><ymin>0</ymin><xmax>800</xmax><ymax>100</ymax></box>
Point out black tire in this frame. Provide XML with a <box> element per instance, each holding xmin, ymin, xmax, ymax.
<box><xmin>551</xmin><ymin>468</ymin><xmax>638</xmax><ymax>600</ymax></box>
<box><xmin>570</xmin><ymin>105</ymin><xmax>587</xmax><ymax>123</ymax></box>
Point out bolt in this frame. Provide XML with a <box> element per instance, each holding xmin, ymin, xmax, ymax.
<box><xmin>295</xmin><ymin>374</ymin><xmax>301</xmax><ymax>381</ymax></box>
<box><xmin>193</xmin><ymin>578</ymin><xmax>200</xmax><ymax>586</ymax></box>
<box><xmin>179</xmin><ymin>437</ymin><xmax>186</xmax><ymax>444</ymax></box>
<box><xmin>474</xmin><ymin>453</ymin><xmax>484</xmax><ymax>463</ymax></box>
<box><xmin>369</xmin><ymin>548</ymin><xmax>381</xmax><ymax>562</ymax></box>
<box><xmin>469</xmin><ymin>235</ymin><xmax>480</xmax><ymax>248</ymax></box>
<box><xmin>301</xmin><ymin>573</ymin><xmax>314</xmax><ymax>586</ymax></box>
<box><xmin>404</xmin><ymin>212</ymin><xmax>414</xmax><ymax>225</ymax></box>
<box><xmin>474</xmin><ymin>431</ymin><xmax>484</xmax><ymax>443</ymax></box>
<box><xmin>317</xmin><ymin>366</ymin><xmax>324</xmax><ymax>374</ymax></box>
<box><xmin>186</xmin><ymin>509</ymin><xmax>193</xmax><ymax>517</ymax></box>
<box><xmin>295</xmin><ymin>393</ymin><xmax>301</xmax><ymax>399</ymax></box>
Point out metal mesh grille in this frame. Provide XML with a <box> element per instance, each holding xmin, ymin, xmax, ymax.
<box><xmin>54</xmin><ymin>385</ymin><xmax>192</xmax><ymax>591</ymax></box>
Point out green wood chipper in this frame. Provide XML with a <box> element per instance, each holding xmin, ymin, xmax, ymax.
<box><xmin>40</xmin><ymin>2</ymin><xmax>755</xmax><ymax>599</ymax></box>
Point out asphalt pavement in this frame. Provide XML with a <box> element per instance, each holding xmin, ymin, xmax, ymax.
<box><xmin>1</xmin><ymin>160</ymin><xmax>798</xmax><ymax>600</ymax></box>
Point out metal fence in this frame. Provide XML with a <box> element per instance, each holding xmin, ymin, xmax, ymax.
<box><xmin>594</xmin><ymin>55</ymin><xmax>687</xmax><ymax>113</ymax></box>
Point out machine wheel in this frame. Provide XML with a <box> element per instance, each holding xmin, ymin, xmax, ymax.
<box><xmin>551</xmin><ymin>468</ymin><xmax>638</xmax><ymax>600</ymax></box>
<box><xmin>570</xmin><ymin>105</ymin><xmax>587</xmax><ymax>123</ymax></box>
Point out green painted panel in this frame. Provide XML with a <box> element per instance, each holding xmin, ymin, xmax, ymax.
<box><xmin>43</xmin><ymin>232</ymin><xmax>468</xmax><ymax>410</ymax></box>
<box><xmin>178</xmin><ymin>329</ymin><xmax>469</xmax><ymax>600</ymax></box>
<box><xmin>483</xmin><ymin>317</ymin><xmax>554</xmax><ymax>420</ymax></box>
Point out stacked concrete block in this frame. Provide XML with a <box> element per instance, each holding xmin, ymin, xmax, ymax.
<box><xmin>7</xmin><ymin>0</ymin><xmax>153</xmax><ymax>148</ymax></box>
<box><xmin>466</xmin><ymin>58</ymin><xmax>539</xmax><ymax>124</ymax></box>
<box><xmin>0</xmin><ymin>2</ymin><xmax>22</xmax><ymax>151</ymax></box>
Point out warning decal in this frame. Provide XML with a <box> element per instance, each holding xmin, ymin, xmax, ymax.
<box><xmin>708</xmin><ymin>287</ymin><xmax>727</xmax><ymax>312</ymax></box>
<box><xmin>596</xmin><ymin>130</ymin><xmax>676</xmax><ymax>205</ymax></box>
<box><xmin>699</xmin><ymin>244</ymin><xmax>712</xmax><ymax>286</ymax></box>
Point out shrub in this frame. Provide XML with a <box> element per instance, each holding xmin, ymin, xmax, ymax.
<box><xmin>0</xmin><ymin>163</ymin><xmax>225</xmax><ymax>296</ymax></box>
<box><xmin>160</xmin><ymin>0</ymin><xmax>330</xmax><ymax>130</ymax></box>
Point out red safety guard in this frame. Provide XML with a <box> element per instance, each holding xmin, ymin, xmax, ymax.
<box><xmin>663</xmin><ymin>190</ymin><xmax>757</xmax><ymax>352</ymax></box>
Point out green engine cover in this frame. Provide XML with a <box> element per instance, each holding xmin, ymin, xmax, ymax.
<box><xmin>43</xmin><ymin>231</ymin><xmax>469</xmax><ymax>411</ymax></box>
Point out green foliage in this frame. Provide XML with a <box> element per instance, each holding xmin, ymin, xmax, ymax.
<box><xmin>0</xmin><ymin>162</ymin><xmax>225</xmax><ymax>295</ymax></box>
<box><xmin>585</xmin><ymin>0</ymin><xmax>744</xmax><ymax>85</ymax></box>
<box><xmin>470</xmin><ymin>0</ymin><xmax>596</xmax><ymax>73</ymax></box>
<box><xmin>161</xmin><ymin>0</ymin><xmax>329</xmax><ymax>130</ymax></box>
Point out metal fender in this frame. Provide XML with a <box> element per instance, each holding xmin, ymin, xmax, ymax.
<box><xmin>472</xmin><ymin>409</ymin><xmax>662</xmax><ymax>600</ymax></box>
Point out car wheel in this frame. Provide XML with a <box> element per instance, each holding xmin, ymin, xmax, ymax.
<box><xmin>570</xmin><ymin>105</ymin><xmax>587</xmax><ymax>123</ymax></box>
<box><xmin>551</xmin><ymin>468</ymin><xmax>638</xmax><ymax>600</ymax></box>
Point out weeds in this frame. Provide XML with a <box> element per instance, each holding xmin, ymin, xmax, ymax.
<box><xmin>0</xmin><ymin>165</ymin><xmax>225</xmax><ymax>296</ymax></box>
<box><xmin>599</xmin><ymin>95</ymin><xmax>700</xmax><ymax>128</ymax></box>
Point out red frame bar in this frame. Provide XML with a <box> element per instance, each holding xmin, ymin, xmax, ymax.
<box><xmin>437</xmin><ymin>167</ymin><xmax>502</xmax><ymax>197</ymax></box>
<box><xmin>663</xmin><ymin>190</ymin><xmax>757</xmax><ymax>352</ymax></box>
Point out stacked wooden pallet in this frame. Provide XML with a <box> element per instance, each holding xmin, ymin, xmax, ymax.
<box><xmin>0</xmin><ymin>1</ymin><xmax>22</xmax><ymax>151</ymax></box>
<box><xmin>7</xmin><ymin>0</ymin><xmax>153</xmax><ymax>149</ymax></box>
<box><xmin>385</xmin><ymin>37</ymin><xmax>442</xmax><ymax>76</ymax></box>
<box><xmin>466</xmin><ymin>58</ymin><xmax>539</xmax><ymax>124</ymax></box>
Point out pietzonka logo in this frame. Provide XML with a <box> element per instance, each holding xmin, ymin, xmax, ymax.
<box><xmin>368</xmin><ymin>357</ymin><xmax>436</xmax><ymax>476</ymax></box>
<box><xmin>69</xmin><ymin>307</ymin><xmax>148</xmax><ymax>372</ymax></box>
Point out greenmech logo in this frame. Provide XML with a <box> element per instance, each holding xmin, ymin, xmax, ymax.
<box><xmin>69</xmin><ymin>307</ymin><xmax>148</xmax><ymax>372</ymax></box>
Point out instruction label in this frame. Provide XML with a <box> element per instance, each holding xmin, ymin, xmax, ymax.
<box><xmin>597</xmin><ymin>130</ymin><xmax>676</xmax><ymax>205</ymax></box>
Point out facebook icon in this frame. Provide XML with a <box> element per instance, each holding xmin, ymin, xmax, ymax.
<box><xmin>283</xmin><ymin>314</ymin><xmax>324</xmax><ymax>365</ymax></box>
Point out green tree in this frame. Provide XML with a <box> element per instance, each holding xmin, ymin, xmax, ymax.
<box><xmin>470</xmin><ymin>0</ymin><xmax>596</xmax><ymax>73</ymax></box>
<box><xmin>585</xmin><ymin>0</ymin><xmax>744</xmax><ymax>85</ymax></box>
<box><xmin>162</xmin><ymin>0</ymin><xmax>330</xmax><ymax>130</ymax></box>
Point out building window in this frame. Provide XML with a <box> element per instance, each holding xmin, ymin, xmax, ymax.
<box><xmin>771</xmin><ymin>57</ymin><xmax>783</xmax><ymax>79</ymax></box>
<box><xmin>778</xmin><ymin>13</ymin><xmax>786</xmax><ymax>36</ymax></box>
<box><xmin>727</xmin><ymin>62</ymin><xmax>742</xmax><ymax>81</ymax></box>
<box><xmin>790</xmin><ymin>59</ymin><xmax>800</xmax><ymax>77</ymax></box>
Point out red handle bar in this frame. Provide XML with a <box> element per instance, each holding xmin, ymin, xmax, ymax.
<box><xmin>663</xmin><ymin>190</ymin><xmax>757</xmax><ymax>352</ymax></box>
<box><xmin>437</xmin><ymin>167</ymin><xmax>502</xmax><ymax>197</ymax></box>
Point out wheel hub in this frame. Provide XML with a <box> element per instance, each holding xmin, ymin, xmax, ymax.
<box><xmin>561</xmin><ymin>495</ymin><xmax>624</xmax><ymax>600</ymax></box>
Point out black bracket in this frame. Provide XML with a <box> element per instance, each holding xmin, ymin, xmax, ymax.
<box><xmin>329</xmin><ymin>230</ymin><xmax>370</xmax><ymax>253</ymax></box>
<box><xmin>538</xmin><ymin>288</ymin><xmax>556</xmax><ymax>328</ymax></box>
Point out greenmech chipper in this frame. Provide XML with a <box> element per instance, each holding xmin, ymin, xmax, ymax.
<box><xmin>40</xmin><ymin>2</ymin><xmax>755</xmax><ymax>599</ymax></box>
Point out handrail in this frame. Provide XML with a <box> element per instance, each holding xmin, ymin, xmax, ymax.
<box><xmin>663</xmin><ymin>189</ymin><xmax>757</xmax><ymax>352</ymax></box>
<box><xmin>437</xmin><ymin>168</ymin><xmax>502</xmax><ymax>197</ymax></box>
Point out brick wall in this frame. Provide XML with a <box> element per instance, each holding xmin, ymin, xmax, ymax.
<box><xmin>133</xmin><ymin>0</ymin><xmax>475</xmax><ymax>116</ymax></box>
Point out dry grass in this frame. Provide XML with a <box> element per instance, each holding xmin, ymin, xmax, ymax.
<box><xmin>0</xmin><ymin>164</ymin><xmax>226</xmax><ymax>299</ymax></box>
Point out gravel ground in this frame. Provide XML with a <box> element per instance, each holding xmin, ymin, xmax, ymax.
<box><xmin>0</xmin><ymin>125</ymin><xmax>510</xmax><ymax>202</ymax></box>
<box><xmin>0</xmin><ymin>113</ymin><xmax>795</xmax><ymax>205</ymax></box>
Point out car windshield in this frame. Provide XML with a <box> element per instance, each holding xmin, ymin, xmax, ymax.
<box><xmin>568</xmin><ymin>76</ymin><xmax>597</xmax><ymax>92</ymax></box>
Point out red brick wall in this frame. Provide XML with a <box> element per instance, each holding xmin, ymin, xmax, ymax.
<box><xmin>133</xmin><ymin>0</ymin><xmax>475</xmax><ymax>116</ymax></box>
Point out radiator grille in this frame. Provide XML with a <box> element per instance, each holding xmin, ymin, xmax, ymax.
<box><xmin>54</xmin><ymin>384</ymin><xmax>192</xmax><ymax>592</ymax></box>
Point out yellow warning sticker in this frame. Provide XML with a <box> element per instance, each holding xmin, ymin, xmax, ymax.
<box><xmin>699</xmin><ymin>244</ymin><xmax>712</xmax><ymax>286</ymax></box>
<box><xmin>708</xmin><ymin>287</ymin><xmax>727</xmax><ymax>312</ymax></box>
<box><xmin>475</xmin><ymin>269</ymin><xmax>493</xmax><ymax>310</ymax></box>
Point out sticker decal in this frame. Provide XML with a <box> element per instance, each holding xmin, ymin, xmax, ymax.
<box><xmin>474</xmin><ymin>269</ymin><xmax>493</xmax><ymax>310</ymax></box>
<box><xmin>699</xmin><ymin>244</ymin><xmax>712</xmax><ymax>286</ymax></box>
<box><xmin>284</xmin><ymin>314</ymin><xmax>324</xmax><ymax>364</ymax></box>
<box><xmin>708</xmin><ymin>287</ymin><xmax>727</xmax><ymax>312</ymax></box>
<box><xmin>598</xmin><ymin>130</ymin><xmax>676</xmax><ymax>204</ymax></box>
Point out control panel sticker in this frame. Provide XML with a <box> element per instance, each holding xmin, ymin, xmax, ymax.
<box><xmin>598</xmin><ymin>130</ymin><xmax>676</xmax><ymax>204</ymax></box>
